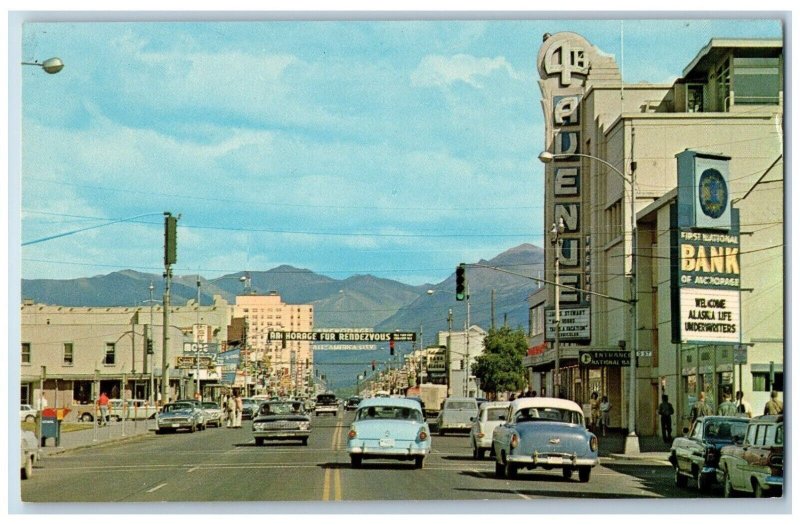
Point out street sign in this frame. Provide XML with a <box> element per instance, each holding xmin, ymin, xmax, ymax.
<box><xmin>578</xmin><ymin>351</ymin><xmax>631</xmax><ymax>367</ymax></box>
<box><xmin>734</xmin><ymin>344</ymin><xmax>748</xmax><ymax>365</ymax></box>
<box><xmin>636</xmin><ymin>350</ymin><xmax>653</xmax><ymax>357</ymax></box>
<box><xmin>176</xmin><ymin>355</ymin><xmax>215</xmax><ymax>369</ymax></box>
<box><xmin>183</xmin><ymin>342</ymin><xmax>220</xmax><ymax>354</ymax></box>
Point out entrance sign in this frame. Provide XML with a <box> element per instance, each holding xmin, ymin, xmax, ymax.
<box><xmin>578</xmin><ymin>351</ymin><xmax>630</xmax><ymax>367</ymax></box>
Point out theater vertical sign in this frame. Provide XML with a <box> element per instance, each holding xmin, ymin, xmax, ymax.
<box><xmin>671</xmin><ymin>151</ymin><xmax>741</xmax><ymax>344</ymax></box>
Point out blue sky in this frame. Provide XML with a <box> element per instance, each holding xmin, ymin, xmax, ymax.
<box><xmin>14</xmin><ymin>15</ymin><xmax>784</xmax><ymax>285</ymax></box>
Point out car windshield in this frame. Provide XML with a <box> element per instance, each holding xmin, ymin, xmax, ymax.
<box><xmin>202</xmin><ymin>402</ymin><xmax>219</xmax><ymax>409</ymax></box>
<box><xmin>356</xmin><ymin>405</ymin><xmax>423</xmax><ymax>422</ymax></box>
<box><xmin>317</xmin><ymin>395</ymin><xmax>336</xmax><ymax>403</ymax></box>
<box><xmin>260</xmin><ymin>402</ymin><xmax>304</xmax><ymax>416</ymax></box>
<box><xmin>164</xmin><ymin>403</ymin><xmax>193</xmax><ymax>413</ymax></box>
<box><xmin>486</xmin><ymin>408</ymin><xmax>507</xmax><ymax>421</ymax></box>
<box><xmin>704</xmin><ymin>419</ymin><xmax>748</xmax><ymax>441</ymax></box>
<box><xmin>514</xmin><ymin>407</ymin><xmax>583</xmax><ymax>425</ymax></box>
<box><xmin>446</xmin><ymin>401</ymin><xmax>477</xmax><ymax>410</ymax></box>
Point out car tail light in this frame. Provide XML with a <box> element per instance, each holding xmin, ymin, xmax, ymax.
<box><xmin>418</xmin><ymin>428</ymin><xmax>428</xmax><ymax>441</ymax></box>
<box><xmin>590</xmin><ymin>435</ymin><xmax>598</xmax><ymax>452</ymax></box>
<box><xmin>348</xmin><ymin>429</ymin><xmax>357</xmax><ymax>439</ymax></box>
<box><xmin>510</xmin><ymin>434</ymin><xmax>519</xmax><ymax>449</ymax></box>
<box><xmin>477</xmin><ymin>432</ymin><xmax>485</xmax><ymax>439</ymax></box>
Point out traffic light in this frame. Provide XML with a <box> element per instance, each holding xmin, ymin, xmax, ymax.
<box><xmin>164</xmin><ymin>213</ymin><xmax>178</xmax><ymax>266</ymax></box>
<box><xmin>146</xmin><ymin>338</ymin><xmax>154</xmax><ymax>355</ymax></box>
<box><xmin>371</xmin><ymin>360</ymin><xmax>376</xmax><ymax>371</ymax></box>
<box><xmin>389</xmin><ymin>335</ymin><xmax>395</xmax><ymax>355</ymax></box>
<box><xmin>455</xmin><ymin>263</ymin><xmax>467</xmax><ymax>301</ymax></box>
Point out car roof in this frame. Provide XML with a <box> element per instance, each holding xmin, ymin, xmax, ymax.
<box><xmin>480</xmin><ymin>401</ymin><xmax>511</xmax><ymax>410</ymax></box>
<box><xmin>751</xmin><ymin>414</ymin><xmax>783</xmax><ymax>424</ymax></box>
<box><xmin>357</xmin><ymin>397</ymin><xmax>424</xmax><ymax>410</ymax></box>
<box><xmin>509</xmin><ymin>397</ymin><xmax>583</xmax><ymax>412</ymax></box>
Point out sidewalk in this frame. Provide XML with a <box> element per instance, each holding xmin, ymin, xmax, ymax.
<box><xmin>38</xmin><ymin>418</ymin><xmax>155</xmax><ymax>456</ymax></box>
<box><xmin>597</xmin><ymin>429</ymin><xmax>673</xmax><ymax>462</ymax></box>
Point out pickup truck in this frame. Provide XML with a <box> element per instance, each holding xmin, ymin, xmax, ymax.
<box><xmin>314</xmin><ymin>393</ymin><xmax>339</xmax><ymax>416</ymax></box>
<box><xmin>669</xmin><ymin>415</ymin><xmax>749</xmax><ymax>492</ymax></box>
<box><xmin>436</xmin><ymin>397</ymin><xmax>479</xmax><ymax>435</ymax></box>
<box><xmin>716</xmin><ymin>415</ymin><xmax>783</xmax><ymax>497</ymax></box>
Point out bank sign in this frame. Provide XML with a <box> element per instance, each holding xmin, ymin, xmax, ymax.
<box><xmin>671</xmin><ymin>151</ymin><xmax>741</xmax><ymax>345</ymax></box>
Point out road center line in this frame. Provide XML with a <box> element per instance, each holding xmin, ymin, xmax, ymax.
<box><xmin>146</xmin><ymin>483</ymin><xmax>167</xmax><ymax>493</ymax></box>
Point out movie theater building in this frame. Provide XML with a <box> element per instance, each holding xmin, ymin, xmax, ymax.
<box><xmin>526</xmin><ymin>32</ymin><xmax>783</xmax><ymax>436</ymax></box>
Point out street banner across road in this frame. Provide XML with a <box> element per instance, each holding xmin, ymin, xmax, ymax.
<box><xmin>267</xmin><ymin>331</ymin><xmax>416</xmax><ymax>342</ymax></box>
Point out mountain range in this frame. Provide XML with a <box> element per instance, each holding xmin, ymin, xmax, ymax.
<box><xmin>21</xmin><ymin>243</ymin><xmax>544</xmax><ymax>390</ymax></box>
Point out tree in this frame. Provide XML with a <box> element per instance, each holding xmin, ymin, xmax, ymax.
<box><xmin>471</xmin><ymin>326</ymin><xmax>528</xmax><ymax>396</ymax></box>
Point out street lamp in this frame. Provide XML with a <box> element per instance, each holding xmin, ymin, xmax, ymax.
<box><xmin>550</xmin><ymin>217</ymin><xmax>565</xmax><ymax>398</ymax></box>
<box><xmin>22</xmin><ymin>57</ymin><xmax>64</xmax><ymax>74</ymax></box>
<box><xmin>539</xmin><ymin>150</ymin><xmax>640</xmax><ymax>454</ymax></box>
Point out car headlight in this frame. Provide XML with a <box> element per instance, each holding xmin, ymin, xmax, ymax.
<box><xmin>590</xmin><ymin>435</ymin><xmax>598</xmax><ymax>452</ymax></box>
<box><xmin>298</xmin><ymin>422</ymin><xmax>310</xmax><ymax>431</ymax></box>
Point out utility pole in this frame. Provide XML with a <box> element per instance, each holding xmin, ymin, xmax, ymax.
<box><xmin>196</xmin><ymin>276</ymin><xmax>201</xmax><ymax>401</ymax></box>
<box><xmin>551</xmin><ymin>217</ymin><xmax>565</xmax><ymax>398</ymax></box>
<box><xmin>161</xmin><ymin>212</ymin><xmax>177</xmax><ymax>406</ymax></box>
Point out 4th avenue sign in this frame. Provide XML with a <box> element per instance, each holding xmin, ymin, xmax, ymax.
<box><xmin>267</xmin><ymin>331</ymin><xmax>416</xmax><ymax>342</ymax></box>
<box><xmin>579</xmin><ymin>351</ymin><xmax>631</xmax><ymax>367</ymax></box>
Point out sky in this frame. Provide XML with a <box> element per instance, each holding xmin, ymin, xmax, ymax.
<box><xmin>11</xmin><ymin>12</ymin><xmax>785</xmax><ymax>286</ymax></box>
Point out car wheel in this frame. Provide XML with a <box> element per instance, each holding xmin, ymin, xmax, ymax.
<box><xmin>25</xmin><ymin>415</ymin><xmax>35</xmax><ymax>423</ymax></box>
<box><xmin>414</xmin><ymin>456</ymin><xmax>424</xmax><ymax>469</ymax></box>
<box><xmin>476</xmin><ymin>448</ymin><xmax>485</xmax><ymax>460</ymax></box>
<box><xmin>562</xmin><ymin>467</ymin><xmax>573</xmax><ymax>480</ymax></box>
<box><xmin>438</xmin><ymin>428</ymin><xmax>444</xmax><ymax>437</ymax></box>
<box><xmin>675</xmin><ymin>467</ymin><xmax>688</xmax><ymax>488</ymax></box>
<box><xmin>155</xmin><ymin>428</ymin><xmax>162</xmax><ymax>435</ymax></box>
<box><xmin>80</xmin><ymin>413</ymin><xmax>94</xmax><ymax>423</ymax></box>
<box><xmin>723</xmin><ymin>470</ymin><xmax>736</xmax><ymax>498</ymax></box>
<box><xmin>350</xmin><ymin>455</ymin><xmax>362</xmax><ymax>468</ymax></box>
<box><xmin>578</xmin><ymin>467</ymin><xmax>591</xmax><ymax>483</ymax></box>
<box><xmin>112</xmin><ymin>415</ymin><xmax>121</xmax><ymax>422</ymax></box>
<box><xmin>753</xmin><ymin>480</ymin><xmax>766</xmax><ymax>498</ymax></box>
<box><xmin>697</xmin><ymin>471</ymin><xmax>710</xmax><ymax>492</ymax></box>
<box><xmin>21</xmin><ymin>455</ymin><xmax>33</xmax><ymax>480</ymax></box>
<box><xmin>301</xmin><ymin>437</ymin><xmax>308</xmax><ymax>446</ymax></box>
<box><xmin>504</xmin><ymin>460</ymin><xmax>518</xmax><ymax>479</ymax></box>
<box><xmin>471</xmin><ymin>441</ymin><xmax>479</xmax><ymax>459</ymax></box>
<box><xmin>189</xmin><ymin>424</ymin><xmax>196</xmax><ymax>433</ymax></box>
<box><xmin>495</xmin><ymin>458</ymin><xmax>505</xmax><ymax>478</ymax></box>
<box><xmin>255</xmin><ymin>437</ymin><xmax>264</xmax><ymax>446</ymax></box>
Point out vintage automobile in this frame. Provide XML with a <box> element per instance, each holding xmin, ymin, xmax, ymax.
<box><xmin>315</xmin><ymin>393</ymin><xmax>339</xmax><ymax>416</ymax></box>
<box><xmin>669</xmin><ymin>415</ymin><xmax>749</xmax><ymax>492</ymax></box>
<box><xmin>347</xmin><ymin>397</ymin><xmax>431</xmax><ymax>469</ymax></box>
<box><xmin>155</xmin><ymin>401</ymin><xmax>207</xmax><ymax>433</ymax></box>
<box><xmin>20</xmin><ymin>404</ymin><xmax>37</xmax><ymax>423</ymax></box>
<box><xmin>241</xmin><ymin>398</ymin><xmax>262</xmax><ymax>419</ymax></box>
<box><xmin>492</xmin><ymin>397</ymin><xmax>598</xmax><ymax>482</ymax></box>
<box><xmin>716</xmin><ymin>415</ymin><xmax>783</xmax><ymax>497</ymax></box>
<box><xmin>252</xmin><ymin>400</ymin><xmax>312</xmax><ymax>446</ymax></box>
<box><xmin>21</xmin><ymin>429</ymin><xmax>40</xmax><ymax>480</ymax></box>
<box><xmin>436</xmin><ymin>397</ymin><xmax>479</xmax><ymax>435</ymax></box>
<box><xmin>201</xmin><ymin>401</ymin><xmax>224</xmax><ymax>428</ymax></box>
<box><xmin>469</xmin><ymin>401</ymin><xmax>510</xmax><ymax>459</ymax></box>
<box><xmin>345</xmin><ymin>396</ymin><xmax>362</xmax><ymax>411</ymax></box>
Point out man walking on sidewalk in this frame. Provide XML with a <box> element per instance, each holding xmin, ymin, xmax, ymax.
<box><xmin>98</xmin><ymin>392</ymin><xmax>110</xmax><ymax>426</ymax></box>
<box><xmin>657</xmin><ymin>394</ymin><xmax>674</xmax><ymax>443</ymax></box>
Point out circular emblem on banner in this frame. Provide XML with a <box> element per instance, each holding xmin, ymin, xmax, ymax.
<box><xmin>698</xmin><ymin>168</ymin><xmax>728</xmax><ymax>219</ymax></box>
<box><xmin>580</xmin><ymin>353</ymin><xmax>593</xmax><ymax>365</ymax></box>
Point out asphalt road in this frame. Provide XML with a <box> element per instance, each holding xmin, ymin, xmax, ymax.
<box><xmin>20</xmin><ymin>411</ymin><xmax>715</xmax><ymax>504</ymax></box>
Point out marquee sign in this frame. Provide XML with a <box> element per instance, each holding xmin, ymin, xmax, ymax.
<box><xmin>544</xmin><ymin>306</ymin><xmax>591</xmax><ymax>342</ymax></box>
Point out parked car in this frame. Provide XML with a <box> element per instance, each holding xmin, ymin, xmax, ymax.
<box><xmin>669</xmin><ymin>415</ymin><xmax>749</xmax><ymax>492</ymax></box>
<box><xmin>21</xmin><ymin>429</ymin><xmax>40</xmax><ymax>480</ymax></box>
<box><xmin>201</xmin><ymin>401</ymin><xmax>224</xmax><ymax>428</ymax></box>
<box><xmin>436</xmin><ymin>397</ymin><xmax>479</xmax><ymax>435</ymax></box>
<box><xmin>469</xmin><ymin>401</ymin><xmax>510</xmax><ymax>459</ymax></box>
<box><xmin>252</xmin><ymin>400</ymin><xmax>312</xmax><ymax>446</ymax></box>
<box><xmin>716</xmin><ymin>415</ymin><xmax>783</xmax><ymax>497</ymax></box>
<box><xmin>347</xmin><ymin>397</ymin><xmax>431</xmax><ymax>469</ymax></box>
<box><xmin>20</xmin><ymin>404</ymin><xmax>37</xmax><ymax>423</ymax></box>
<box><xmin>345</xmin><ymin>396</ymin><xmax>363</xmax><ymax>411</ymax></box>
<box><xmin>155</xmin><ymin>401</ymin><xmax>206</xmax><ymax>433</ymax></box>
<box><xmin>492</xmin><ymin>397</ymin><xmax>598</xmax><ymax>482</ymax></box>
<box><xmin>107</xmin><ymin>399</ymin><xmax>159</xmax><ymax>421</ymax></box>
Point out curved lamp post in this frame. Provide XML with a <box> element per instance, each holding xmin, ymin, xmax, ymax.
<box><xmin>22</xmin><ymin>57</ymin><xmax>64</xmax><ymax>74</ymax></box>
<box><xmin>539</xmin><ymin>150</ymin><xmax>640</xmax><ymax>454</ymax></box>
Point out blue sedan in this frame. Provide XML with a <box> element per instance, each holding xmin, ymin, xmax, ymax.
<box><xmin>492</xmin><ymin>397</ymin><xmax>599</xmax><ymax>482</ymax></box>
<box><xmin>347</xmin><ymin>397</ymin><xmax>431</xmax><ymax>469</ymax></box>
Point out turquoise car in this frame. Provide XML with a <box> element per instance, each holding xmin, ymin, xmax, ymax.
<box><xmin>347</xmin><ymin>397</ymin><xmax>431</xmax><ymax>469</ymax></box>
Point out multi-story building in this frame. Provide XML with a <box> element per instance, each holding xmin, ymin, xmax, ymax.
<box><xmin>233</xmin><ymin>291</ymin><xmax>314</xmax><ymax>397</ymax></box>
<box><xmin>528</xmin><ymin>32</ymin><xmax>783</xmax><ymax>437</ymax></box>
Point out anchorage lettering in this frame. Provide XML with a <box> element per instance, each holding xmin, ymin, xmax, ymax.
<box><xmin>679</xmin><ymin>231</ymin><xmax>740</xmax><ymax>288</ymax></box>
<box><xmin>267</xmin><ymin>331</ymin><xmax>415</xmax><ymax>342</ymax></box>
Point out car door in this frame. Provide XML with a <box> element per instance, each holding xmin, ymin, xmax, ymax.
<box><xmin>731</xmin><ymin>423</ymin><xmax>757</xmax><ymax>490</ymax></box>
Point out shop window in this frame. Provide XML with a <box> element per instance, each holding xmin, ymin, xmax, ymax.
<box><xmin>64</xmin><ymin>342</ymin><xmax>74</xmax><ymax>365</ymax></box>
<box><xmin>22</xmin><ymin>342</ymin><xmax>31</xmax><ymax>364</ymax></box>
<box><xmin>104</xmin><ymin>342</ymin><xmax>116</xmax><ymax>365</ymax></box>
<box><xmin>733</xmin><ymin>57</ymin><xmax>781</xmax><ymax>105</ymax></box>
<box><xmin>752</xmin><ymin>371</ymin><xmax>783</xmax><ymax>392</ymax></box>
<box><xmin>687</xmin><ymin>84</ymin><xmax>704</xmax><ymax>112</ymax></box>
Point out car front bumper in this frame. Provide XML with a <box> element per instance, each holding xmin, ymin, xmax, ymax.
<box><xmin>254</xmin><ymin>430</ymin><xmax>311</xmax><ymax>439</ymax></box>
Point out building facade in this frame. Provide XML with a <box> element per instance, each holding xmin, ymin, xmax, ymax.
<box><xmin>528</xmin><ymin>32</ymin><xmax>783</xmax><ymax>436</ymax></box>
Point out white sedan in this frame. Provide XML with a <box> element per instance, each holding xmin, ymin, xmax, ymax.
<box><xmin>20</xmin><ymin>404</ymin><xmax>37</xmax><ymax>423</ymax></box>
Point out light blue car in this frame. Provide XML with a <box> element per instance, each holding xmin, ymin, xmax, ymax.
<box><xmin>347</xmin><ymin>397</ymin><xmax>431</xmax><ymax>469</ymax></box>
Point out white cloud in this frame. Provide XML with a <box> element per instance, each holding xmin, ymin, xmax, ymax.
<box><xmin>410</xmin><ymin>54</ymin><xmax>520</xmax><ymax>89</ymax></box>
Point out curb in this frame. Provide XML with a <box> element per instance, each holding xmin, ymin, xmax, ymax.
<box><xmin>39</xmin><ymin>429</ymin><xmax>154</xmax><ymax>457</ymax></box>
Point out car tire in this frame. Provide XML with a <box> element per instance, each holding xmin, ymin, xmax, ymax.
<box><xmin>81</xmin><ymin>413</ymin><xmax>94</xmax><ymax>423</ymax></box>
<box><xmin>25</xmin><ymin>415</ymin><xmax>35</xmax><ymax>423</ymax></box>
<box><xmin>22</xmin><ymin>455</ymin><xmax>33</xmax><ymax>480</ymax></box>
<box><xmin>155</xmin><ymin>428</ymin><xmax>162</xmax><ymax>435</ymax></box>
<box><xmin>301</xmin><ymin>437</ymin><xmax>308</xmax><ymax>446</ymax></box>
<box><xmin>697</xmin><ymin>472</ymin><xmax>711</xmax><ymax>492</ymax></box>
<box><xmin>495</xmin><ymin>458</ymin><xmax>505</xmax><ymax>478</ymax></box>
<box><xmin>562</xmin><ymin>467</ymin><xmax>573</xmax><ymax>480</ymax></box>
<box><xmin>351</xmin><ymin>455</ymin><xmax>362</xmax><ymax>468</ymax></box>
<box><xmin>476</xmin><ymin>448</ymin><xmax>485</xmax><ymax>460</ymax></box>
<box><xmin>578</xmin><ymin>467</ymin><xmax>591</xmax><ymax>483</ymax></box>
<box><xmin>414</xmin><ymin>456</ymin><xmax>424</xmax><ymax>469</ymax></box>
<box><xmin>675</xmin><ymin>467</ymin><xmax>688</xmax><ymax>488</ymax></box>
<box><xmin>504</xmin><ymin>460</ymin><xmax>518</xmax><ymax>479</ymax></box>
<box><xmin>255</xmin><ymin>437</ymin><xmax>264</xmax><ymax>446</ymax></box>
<box><xmin>722</xmin><ymin>470</ymin><xmax>736</xmax><ymax>498</ymax></box>
<box><xmin>753</xmin><ymin>480</ymin><xmax>766</xmax><ymax>498</ymax></box>
<box><xmin>189</xmin><ymin>424</ymin><xmax>196</xmax><ymax>433</ymax></box>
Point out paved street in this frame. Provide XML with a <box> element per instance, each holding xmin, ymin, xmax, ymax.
<box><xmin>20</xmin><ymin>412</ymin><xmax>719</xmax><ymax>504</ymax></box>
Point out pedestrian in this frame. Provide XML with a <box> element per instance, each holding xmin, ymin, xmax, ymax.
<box><xmin>735</xmin><ymin>391</ymin><xmax>753</xmax><ymax>418</ymax></box>
<box><xmin>599</xmin><ymin>395</ymin><xmax>611</xmax><ymax>436</ymax></box>
<box><xmin>690</xmin><ymin>391</ymin><xmax>712</xmax><ymax>424</ymax></box>
<box><xmin>37</xmin><ymin>392</ymin><xmax>48</xmax><ymax>412</ymax></box>
<box><xmin>235</xmin><ymin>394</ymin><xmax>243</xmax><ymax>427</ymax></box>
<box><xmin>226</xmin><ymin>394</ymin><xmax>236</xmax><ymax>428</ymax></box>
<box><xmin>658</xmin><ymin>394</ymin><xmax>674</xmax><ymax>442</ymax></box>
<box><xmin>717</xmin><ymin>391</ymin><xmax>737</xmax><ymax>416</ymax></box>
<box><xmin>764</xmin><ymin>390</ymin><xmax>783</xmax><ymax>415</ymax></box>
<box><xmin>589</xmin><ymin>392</ymin><xmax>600</xmax><ymax>433</ymax></box>
<box><xmin>98</xmin><ymin>392</ymin><xmax>110</xmax><ymax>426</ymax></box>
